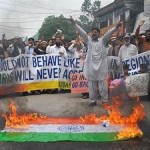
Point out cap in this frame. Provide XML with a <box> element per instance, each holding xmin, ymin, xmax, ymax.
<box><xmin>28</xmin><ymin>37</ymin><xmax>34</xmax><ymax>42</ymax></box>
<box><xmin>41</xmin><ymin>41</ymin><xmax>47</xmax><ymax>44</ymax></box>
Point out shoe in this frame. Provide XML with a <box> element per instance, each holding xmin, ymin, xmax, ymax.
<box><xmin>88</xmin><ymin>101</ymin><xmax>97</xmax><ymax>107</ymax></box>
<box><xmin>82</xmin><ymin>95</ymin><xmax>88</xmax><ymax>99</ymax></box>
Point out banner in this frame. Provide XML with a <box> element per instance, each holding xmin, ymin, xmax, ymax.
<box><xmin>122</xmin><ymin>51</ymin><xmax>150</xmax><ymax>75</ymax></box>
<box><xmin>0</xmin><ymin>54</ymin><xmax>83</xmax><ymax>95</ymax></box>
<box><xmin>70</xmin><ymin>73</ymin><xmax>88</xmax><ymax>93</ymax></box>
<box><xmin>125</xmin><ymin>73</ymin><xmax>149</xmax><ymax>97</ymax></box>
<box><xmin>107</xmin><ymin>56</ymin><xmax>121</xmax><ymax>79</ymax></box>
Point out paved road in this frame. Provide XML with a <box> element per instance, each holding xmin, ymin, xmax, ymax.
<box><xmin>0</xmin><ymin>93</ymin><xmax>150</xmax><ymax>150</ymax></box>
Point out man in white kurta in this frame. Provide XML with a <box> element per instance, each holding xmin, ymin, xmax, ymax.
<box><xmin>70</xmin><ymin>17</ymin><xmax>121</xmax><ymax>106</ymax></box>
<box><xmin>118</xmin><ymin>34</ymin><xmax>138</xmax><ymax>61</ymax></box>
<box><xmin>46</xmin><ymin>37</ymin><xmax>67</xmax><ymax>57</ymax></box>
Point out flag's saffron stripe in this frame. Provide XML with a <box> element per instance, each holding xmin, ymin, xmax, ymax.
<box><xmin>30</xmin><ymin>118</ymin><xmax>95</xmax><ymax>125</ymax></box>
<box><xmin>0</xmin><ymin>132</ymin><xmax>119</xmax><ymax>142</ymax></box>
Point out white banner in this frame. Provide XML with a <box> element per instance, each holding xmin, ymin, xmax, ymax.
<box><xmin>125</xmin><ymin>73</ymin><xmax>149</xmax><ymax>97</ymax></box>
<box><xmin>107</xmin><ymin>56</ymin><xmax>121</xmax><ymax>79</ymax></box>
<box><xmin>0</xmin><ymin>54</ymin><xmax>83</xmax><ymax>87</ymax></box>
<box><xmin>122</xmin><ymin>51</ymin><xmax>150</xmax><ymax>75</ymax></box>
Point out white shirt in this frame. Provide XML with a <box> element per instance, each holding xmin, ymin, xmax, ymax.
<box><xmin>118</xmin><ymin>44</ymin><xmax>138</xmax><ymax>61</ymax></box>
<box><xmin>68</xmin><ymin>43</ymin><xmax>85</xmax><ymax>58</ymax></box>
<box><xmin>46</xmin><ymin>45</ymin><xmax>51</xmax><ymax>54</ymax></box>
<box><xmin>75</xmin><ymin>24</ymin><xmax>117</xmax><ymax>81</ymax></box>
<box><xmin>25</xmin><ymin>46</ymin><xmax>34</xmax><ymax>54</ymax></box>
<box><xmin>46</xmin><ymin>45</ymin><xmax>67</xmax><ymax>57</ymax></box>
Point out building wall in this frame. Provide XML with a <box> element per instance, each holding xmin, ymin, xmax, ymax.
<box><xmin>97</xmin><ymin>0</ymin><xmax>144</xmax><ymax>34</ymax></box>
<box><xmin>144</xmin><ymin>0</ymin><xmax>150</xmax><ymax>16</ymax></box>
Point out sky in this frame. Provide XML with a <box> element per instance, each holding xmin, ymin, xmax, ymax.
<box><xmin>0</xmin><ymin>0</ymin><xmax>113</xmax><ymax>39</ymax></box>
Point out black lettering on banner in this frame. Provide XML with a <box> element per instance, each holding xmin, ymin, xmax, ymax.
<box><xmin>0</xmin><ymin>73</ymin><xmax>14</xmax><ymax>85</ymax></box>
<box><xmin>126</xmin><ymin>74</ymin><xmax>149</xmax><ymax>96</ymax></box>
<box><xmin>59</xmin><ymin>81</ymin><xmax>70</xmax><ymax>89</ymax></box>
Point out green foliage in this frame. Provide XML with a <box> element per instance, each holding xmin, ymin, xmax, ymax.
<box><xmin>38</xmin><ymin>15</ymin><xmax>76</xmax><ymax>41</ymax></box>
<box><xmin>81</xmin><ymin>0</ymin><xmax>92</xmax><ymax>14</ymax></box>
<box><xmin>79</xmin><ymin>0</ymin><xmax>101</xmax><ymax>32</ymax></box>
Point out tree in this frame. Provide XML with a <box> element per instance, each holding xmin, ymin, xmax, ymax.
<box><xmin>79</xmin><ymin>0</ymin><xmax>101</xmax><ymax>32</ymax></box>
<box><xmin>38</xmin><ymin>15</ymin><xmax>77</xmax><ymax>41</ymax></box>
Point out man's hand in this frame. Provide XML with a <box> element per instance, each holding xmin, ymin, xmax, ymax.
<box><xmin>59</xmin><ymin>52</ymin><xmax>64</xmax><ymax>55</ymax></box>
<box><xmin>33</xmin><ymin>52</ymin><xmax>36</xmax><ymax>56</ymax></box>
<box><xmin>138</xmin><ymin>20</ymin><xmax>145</xmax><ymax>27</ymax></box>
<box><xmin>29</xmin><ymin>43</ymin><xmax>33</xmax><ymax>47</ymax></box>
<box><xmin>69</xmin><ymin>16</ymin><xmax>76</xmax><ymax>25</ymax></box>
<box><xmin>73</xmin><ymin>43</ymin><xmax>77</xmax><ymax>48</ymax></box>
<box><xmin>2</xmin><ymin>34</ymin><xmax>5</xmax><ymax>39</ymax></box>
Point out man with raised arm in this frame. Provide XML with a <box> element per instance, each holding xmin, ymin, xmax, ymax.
<box><xmin>135</xmin><ymin>20</ymin><xmax>150</xmax><ymax>53</ymax></box>
<box><xmin>70</xmin><ymin>16</ymin><xmax>122</xmax><ymax>106</ymax></box>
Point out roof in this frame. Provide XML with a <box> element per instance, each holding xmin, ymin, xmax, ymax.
<box><xmin>100</xmin><ymin>23</ymin><xmax>124</xmax><ymax>37</ymax></box>
<box><xmin>94</xmin><ymin>0</ymin><xmax>124</xmax><ymax>17</ymax></box>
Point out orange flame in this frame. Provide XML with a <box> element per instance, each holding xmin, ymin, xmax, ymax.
<box><xmin>81</xmin><ymin>98</ymin><xmax>145</xmax><ymax>140</ymax></box>
<box><xmin>2</xmin><ymin>101</ymin><xmax>47</xmax><ymax>128</ymax></box>
<box><xmin>2</xmin><ymin>98</ymin><xmax>145</xmax><ymax>140</ymax></box>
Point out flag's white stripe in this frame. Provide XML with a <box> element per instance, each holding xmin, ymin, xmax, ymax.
<box><xmin>2</xmin><ymin>124</ymin><xmax>124</xmax><ymax>133</ymax></box>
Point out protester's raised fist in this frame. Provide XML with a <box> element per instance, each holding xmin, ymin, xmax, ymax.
<box><xmin>139</xmin><ymin>20</ymin><xmax>145</xmax><ymax>26</ymax></box>
<box><xmin>69</xmin><ymin>16</ymin><xmax>76</xmax><ymax>24</ymax></box>
<box><xmin>2</xmin><ymin>33</ymin><xmax>5</xmax><ymax>39</ymax></box>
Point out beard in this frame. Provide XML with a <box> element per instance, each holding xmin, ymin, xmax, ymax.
<box><xmin>92</xmin><ymin>36</ymin><xmax>98</xmax><ymax>41</ymax></box>
<box><xmin>55</xmin><ymin>42</ymin><xmax>61</xmax><ymax>47</ymax></box>
<box><xmin>124</xmin><ymin>41</ymin><xmax>130</xmax><ymax>46</ymax></box>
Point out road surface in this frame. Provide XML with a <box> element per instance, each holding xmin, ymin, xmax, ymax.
<box><xmin>0</xmin><ymin>93</ymin><xmax>150</xmax><ymax>150</ymax></box>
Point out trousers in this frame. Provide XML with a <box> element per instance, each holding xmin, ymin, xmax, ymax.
<box><xmin>88</xmin><ymin>80</ymin><xmax>108</xmax><ymax>102</ymax></box>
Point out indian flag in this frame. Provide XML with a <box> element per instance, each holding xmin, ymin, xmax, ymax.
<box><xmin>0</xmin><ymin>101</ymin><xmax>144</xmax><ymax>142</ymax></box>
<box><xmin>0</xmin><ymin>118</ymin><xmax>142</xmax><ymax>142</ymax></box>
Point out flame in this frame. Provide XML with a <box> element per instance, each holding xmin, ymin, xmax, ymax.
<box><xmin>2</xmin><ymin>98</ymin><xmax>145</xmax><ymax>140</ymax></box>
<box><xmin>81</xmin><ymin>98</ymin><xmax>145</xmax><ymax>140</ymax></box>
<box><xmin>2</xmin><ymin>101</ymin><xmax>47</xmax><ymax>128</ymax></box>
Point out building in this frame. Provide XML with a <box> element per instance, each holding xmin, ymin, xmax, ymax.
<box><xmin>94</xmin><ymin>0</ymin><xmax>146</xmax><ymax>35</ymax></box>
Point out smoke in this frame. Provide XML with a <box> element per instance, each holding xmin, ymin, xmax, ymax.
<box><xmin>0</xmin><ymin>97</ymin><xmax>30</xmax><ymax>115</ymax></box>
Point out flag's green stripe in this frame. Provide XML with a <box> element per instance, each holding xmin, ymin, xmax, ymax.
<box><xmin>0</xmin><ymin>132</ymin><xmax>120</xmax><ymax>142</ymax></box>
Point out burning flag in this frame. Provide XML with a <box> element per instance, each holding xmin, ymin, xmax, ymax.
<box><xmin>0</xmin><ymin>100</ymin><xmax>145</xmax><ymax>142</ymax></box>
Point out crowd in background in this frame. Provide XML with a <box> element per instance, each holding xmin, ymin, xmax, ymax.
<box><xmin>0</xmin><ymin>19</ymin><xmax>150</xmax><ymax>98</ymax></box>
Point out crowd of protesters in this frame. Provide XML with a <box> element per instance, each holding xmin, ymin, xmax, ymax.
<box><xmin>0</xmin><ymin>19</ymin><xmax>150</xmax><ymax>102</ymax></box>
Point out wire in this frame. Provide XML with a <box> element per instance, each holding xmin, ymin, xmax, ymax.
<box><xmin>0</xmin><ymin>20</ymin><xmax>44</xmax><ymax>23</ymax></box>
<box><xmin>0</xmin><ymin>1</ymin><xmax>52</xmax><ymax>11</ymax></box>
<box><xmin>7</xmin><ymin>0</ymin><xmax>80</xmax><ymax>12</ymax></box>
<box><xmin>0</xmin><ymin>1</ymin><xmax>80</xmax><ymax>13</ymax></box>
<box><xmin>0</xmin><ymin>6</ymin><xmax>54</xmax><ymax>14</ymax></box>
<box><xmin>0</xmin><ymin>24</ymin><xmax>38</xmax><ymax>29</ymax></box>
<box><xmin>0</xmin><ymin>17</ymin><xmax>45</xmax><ymax>20</ymax></box>
<box><xmin>0</xmin><ymin>6</ymin><xmax>81</xmax><ymax>16</ymax></box>
<box><xmin>0</xmin><ymin>2</ymin><xmax>57</xmax><ymax>10</ymax></box>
